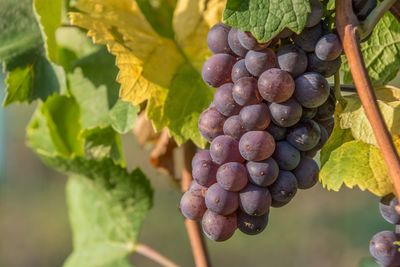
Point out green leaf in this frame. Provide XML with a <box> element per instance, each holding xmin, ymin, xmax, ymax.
<box><xmin>0</xmin><ymin>0</ymin><xmax>43</xmax><ymax>63</ymax></box>
<box><xmin>342</xmin><ymin>13</ymin><xmax>400</xmax><ymax>86</ymax></box>
<box><xmin>340</xmin><ymin>86</ymin><xmax>400</xmax><ymax>146</ymax></box>
<box><xmin>320</xmin><ymin>139</ymin><xmax>398</xmax><ymax>196</ymax></box>
<box><xmin>3</xmin><ymin>53</ymin><xmax>66</xmax><ymax>106</ymax></box>
<box><xmin>109</xmin><ymin>100</ymin><xmax>139</xmax><ymax>134</ymax></box>
<box><xmin>223</xmin><ymin>0</ymin><xmax>311</xmax><ymax>42</ymax></box>
<box><xmin>34</xmin><ymin>0</ymin><xmax>63</xmax><ymax>63</ymax></box>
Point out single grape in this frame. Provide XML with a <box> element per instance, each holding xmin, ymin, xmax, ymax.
<box><xmin>228</xmin><ymin>28</ymin><xmax>248</xmax><ymax>57</ymax></box>
<box><xmin>307</xmin><ymin>53</ymin><xmax>341</xmax><ymax>78</ymax></box>
<box><xmin>207</xmin><ymin>23</ymin><xmax>232</xmax><ymax>54</ymax></box>
<box><xmin>369</xmin><ymin>231</ymin><xmax>400</xmax><ymax>266</ymax></box>
<box><xmin>198</xmin><ymin>108</ymin><xmax>226</xmax><ymax>142</ymax></box>
<box><xmin>268</xmin><ymin>98</ymin><xmax>303</xmax><ymax>127</ymax></box>
<box><xmin>223</xmin><ymin>115</ymin><xmax>246</xmax><ymax>140</ymax></box>
<box><xmin>205</xmin><ymin>183</ymin><xmax>239</xmax><ymax>215</ymax></box>
<box><xmin>217</xmin><ymin>162</ymin><xmax>248</xmax><ymax>191</ymax></box>
<box><xmin>273</xmin><ymin>141</ymin><xmax>301</xmax><ymax>170</ymax></box>
<box><xmin>315</xmin><ymin>34</ymin><xmax>343</xmax><ymax>61</ymax></box>
<box><xmin>237</xmin><ymin>210</ymin><xmax>269</xmax><ymax>235</ymax></box>
<box><xmin>292</xmin><ymin>23</ymin><xmax>322</xmax><ymax>52</ymax></box>
<box><xmin>246</xmin><ymin>158</ymin><xmax>279</xmax><ymax>187</ymax></box>
<box><xmin>231</xmin><ymin>59</ymin><xmax>251</xmax><ymax>83</ymax></box>
<box><xmin>305</xmin><ymin>0</ymin><xmax>323</xmax><ymax>27</ymax></box>
<box><xmin>244</xmin><ymin>48</ymin><xmax>277</xmax><ymax>77</ymax></box>
<box><xmin>269</xmin><ymin>170</ymin><xmax>298</xmax><ymax>203</ymax></box>
<box><xmin>189</xmin><ymin>181</ymin><xmax>208</xmax><ymax>197</ymax></box>
<box><xmin>180</xmin><ymin>190</ymin><xmax>207</xmax><ymax>220</ymax></box>
<box><xmin>318</xmin><ymin>117</ymin><xmax>334</xmax><ymax>136</ymax></box>
<box><xmin>232</xmin><ymin>77</ymin><xmax>262</xmax><ymax>106</ymax></box>
<box><xmin>379</xmin><ymin>194</ymin><xmax>400</xmax><ymax>225</ymax></box>
<box><xmin>239</xmin><ymin>103</ymin><xmax>271</xmax><ymax>131</ymax></box>
<box><xmin>302</xmin><ymin>107</ymin><xmax>317</xmax><ymax>120</ymax></box>
<box><xmin>239</xmin><ymin>184</ymin><xmax>272</xmax><ymax>216</ymax></box>
<box><xmin>293</xmin><ymin>157</ymin><xmax>319</xmax><ymax>189</ymax></box>
<box><xmin>266</xmin><ymin>123</ymin><xmax>287</xmax><ymax>141</ymax></box>
<box><xmin>271</xmin><ymin>198</ymin><xmax>293</xmax><ymax>208</ymax></box>
<box><xmin>258</xmin><ymin>68</ymin><xmax>295</xmax><ymax>103</ymax></box>
<box><xmin>210</xmin><ymin>135</ymin><xmax>244</xmax><ymax>164</ymax></box>
<box><xmin>303</xmin><ymin>124</ymin><xmax>328</xmax><ymax>157</ymax></box>
<box><xmin>356</xmin><ymin>0</ymin><xmax>377</xmax><ymax>20</ymax></box>
<box><xmin>192</xmin><ymin>150</ymin><xmax>218</xmax><ymax>186</ymax></box>
<box><xmin>277</xmin><ymin>45</ymin><xmax>308</xmax><ymax>78</ymax></box>
<box><xmin>202</xmin><ymin>54</ymin><xmax>236</xmax><ymax>87</ymax></box>
<box><xmin>315</xmin><ymin>93</ymin><xmax>336</xmax><ymax>121</ymax></box>
<box><xmin>213</xmin><ymin>83</ymin><xmax>241</xmax><ymax>117</ymax></box>
<box><xmin>202</xmin><ymin>210</ymin><xmax>237</xmax><ymax>241</ymax></box>
<box><xmin>238</xmin><ymin>30</ymin><xmax>269</xmax><ymax>51</ymax></box>
<box><xmin>287</xmin><ymin>120</ymin><xmax>321</xmax><ymax>151</ymax></box>
<box><xmin>192</xmin><ymin>150</ymin><xmax>211</xmax><ymax>168</ymax></box>
<box><xmin>239</xmin><ymin>131</ymin><xmax>276</xmax><ymax>161</ymax></box>
<box><xmin>294</xmin><ymin>72</ymin><xmax>330</xmax><ymax>108</ymax></box>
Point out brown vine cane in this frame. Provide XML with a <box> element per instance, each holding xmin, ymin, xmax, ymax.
<box><xmin>181</xmin><ymin>142</ymin><xmax>212</xmax><ymax>267</ymax></box>
<box><xmin>335</xmin><ymin>0</ymin><xmax>400</xmax><ymax>204</ymax></box>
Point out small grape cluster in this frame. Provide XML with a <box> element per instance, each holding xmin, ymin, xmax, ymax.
<box><xmin>369</xmin><ymin>195</ymin><xmax>400</xmax><ymax>267</ymax></box>
<box><xmin>180</xmin><ymin>0</ymin><xmax>343</xmax><ymax>241</ymax></box>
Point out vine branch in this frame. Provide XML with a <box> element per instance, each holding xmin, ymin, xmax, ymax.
<box><xmin>136</xmin><ymin>244</ymin><xmax>179</xmax><ymax>267</ymax></box>
<box><xmin>335</xmin><ymin>0</ymin><xmax>400</xmax><ymax>201</ymax></box>
<box><xmin>181</xmin><ymin>143</ymin><xmax>211</xmax><ymax>267</ymax></box>
<box><xmin>358</xmin><ymin>0</ymin><xmax>398</xmax><ymax>40</ymax></box>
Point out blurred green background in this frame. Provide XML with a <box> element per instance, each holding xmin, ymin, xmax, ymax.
<box><xmin>0</xmin><ymin>72</ymin><xmax>399</xmax><ymax>267</ymax></box>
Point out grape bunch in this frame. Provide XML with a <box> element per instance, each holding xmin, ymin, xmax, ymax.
<box><xmin>369</xmin><ymin>194</ymin><xmax>400</xmax><ymax>267</ymax></box>
<box><xmin>180</xmin><ymin>1</ymin><xmax>343</xmax><ymax>241</ymax></box>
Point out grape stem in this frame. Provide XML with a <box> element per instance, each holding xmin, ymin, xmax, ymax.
<box><xmin>358</xmin><ymin>0</ymin><xmax>398</xmax><ymax>40</ymax></box>
<box><xmin>181</xmin><ymin>142</ymin><xmax>212</xmax><ymax>267</ymax></box>
<box><xmin>334</xmin><ymin>73</ymin><xmax>347</xmax><ymax>106</ymax></box>
<box><xmin>336</xmin><ymin>0</ymin><xmax>400</xmax><ymax>205</ymax></box>
<box><xmin>136</xmin><ymin>244</ymin><xmax>179</xmax><ymax>267</ymax></box>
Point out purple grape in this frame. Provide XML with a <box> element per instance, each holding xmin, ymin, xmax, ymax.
<box><xmin>210</xmin><ymin>135</ymin><xmax>244</xmax><ymax>164</ymax></box>
<box><xmin>271</xmin><ymin>198</ymin><xmax>293</xmax><ymax>208</ymax></box>
<box><xmin>192</xmin><ymin>150</ymin><xmax>211</xmax><ymax>168</ymax></box>
<box><xmin>244</xmin><ymin>48</ymin><xmax>277</xmax><ymax>77</ymax></box>
<box><xmin>307</xmin><ymin>53</ymin><xmax>341</xmax><ymax>77</ymax></box>
<box><xmin>232</xmin><ymin>77</ymin><xmax>262</xmax><ymax>106</ymax></box>
<box><xmin>237</xmin><ymin>210</ymin><xmax>269</xmax><ymax>235</ymax></box>
<box><xmin>239</xmin><ymin>184</ymin><xmax>272</xmax><ymax>216</ymax></box>
<box><xmin>269</xmin><ymin>171</ymin><xmax>298</xmax><ymax>203</ymax></box>
<box><xmin>305</xmin><ymin>0</ymin><xmax>323</xmax><ymax>27</ymax></box>
<box><xmin>239</xmin><ymin>131</ymin><xmax>276</xmax><ymax>161</ymax></box>
<box><xmin>277</xmin><ymin>45</ymin><xmax>308</xmax><ymax>78</ymax></box>
<box><xmin>315</xmin><ymin>93</ymin><xmax>336</xmax><ymax>121</ymax></box>
<box><xmin>216</xmin><ymin>162</ymin><xmax>248</xmax><ymax>191</ymax></box>
<box><xmin>302</xmin><ymin>107</ymin><xmax>317</xmax><ymax>120</ymax></box>
<box><xmin>292</xmin><ymin>23</ymin><xmax>322</xmax><ymax>52</ymax></box>
<box><xmin>223</xmin><ymin>115</ymin><xmax>246</xmax><ymax>140</ymax></box>
<box><xmin>231</xmin><ymin>59</ymin><xmax>251</xmax><ymax>83</ymax></box>
<box><xmin>189</xmin><ymin>181</ymin><xmax>208</xmax><ymax>197</ymax></box>
<box><xmin>315</xmin><ymin>34</ymin><xmax>343</xmax><ymax>61</ymax></box>
<box><xmin>239</xmin><ymin>103</ymin><xmax>271</xmax><ymax>131</ymax></box>
<box><xmin>205</xmin><ymin>183</ymin><xmax>239</xmax><ymax>215</ymax></box>
<box><xmin>294</xmin><ymin>72</ymin><xmax>330</xmax><ymax>108</ymax></box>
<box><xmin>268</xmin><ymin>98</ymin><xmax>303</xmax><ymax>127</ymax></box>
<box><xmin>198</xmin><ymin>108</ymin><xmax>226</xmax><ymax>142</ymax></box>
<box><xmin>180</xmin><ymin>190</ymin><xmax>207</xmax><ymax>220</ymax></box>
<box><xmin>258</xmin><ymin>68</ymin><xmax>295</xmax><ymax>103</ymax></box>
<box><xmin>369</xmin><ymin>231</ymin><xmax>400</xmax><ymax>266</ymax></box>
<box><xmin>207</xmin><ymin>23</ymin><xmax>232</xmax><ymax>54</ymax></box>
<box><xmin>238</xmin><ymin>30</ymin><xmax>269</xmax><ymax>51</ymax></box>
<box><xmin>202</xmin><ymin>210</ymin><xmax>237</xmax><ymax>241</ymax></box>
<box><xmin>192</xmin><ymin>150</ymin><xmax>218</xmax><ymax>186</ymax></box>
<box><xmin>228</xmin><ymin>28</ymin><xmax>248</xmax><ymax>57</ymax></box>
<box><xmin>293</xmin><ymin>157</ymin><xmax>319</xmax><ymax>189</ymax></box>
<box><xmin>266</xmin><ymin>123</ymin><xmax>287</xmax><ymax>141</ymax></box>
<box><xmin>303</xmin><ymin>124</ymin><xmax>328</xmax><ymax>157</ymax></box>
<box><xmin>273</xmin><ymin>141</ymin><xmax>301</xmax><ymax>170</ymax></box>
<box><xmin>278</xmin><ymin>28</ymin><xmax>294</xmax><ymax>39</ymax></box>
<box><xmin>379</xmin><ymin>194</ymin><xmax>400</xmax><ymax>225</ymax></box>
<box><xmin>202</xmin><ymin>54</ymin><xmax>236</xmax><ymax>87</ymax></box>
<box><xmin>287</xmin><ymin>120</ymin><xmax>321</xmax><ymax>151</ymax></box>
<box><xmin>246</xmin><ymin>158</ymin><xmax>279</xmax><ymax>187</ymax></box>
<box><xmin>213</xmin><ymin>83</ymin><xmax>241</xmax><ymax>116</ymax></box>
<box><xmin>318</xmin><ymin>117</ymin><xmax>334</xmax><ymax>136</ymax></box>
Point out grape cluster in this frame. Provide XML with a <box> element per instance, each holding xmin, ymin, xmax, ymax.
<box><xmin>369</xmin><ymin>195</ymin><xmax>400</xmax><ymax>267</ymax></box>
<box><xmin>180</xmin><ymin>1</ymin><xmax>343</xmax><ymax>241</ymax></box>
